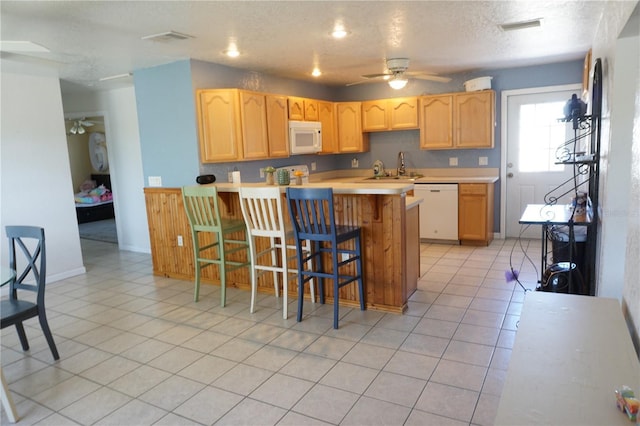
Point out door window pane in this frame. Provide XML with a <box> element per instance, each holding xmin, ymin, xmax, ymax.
<box><xmin>518</xmin><ymin>102</ymin><xmax>566</xmax><ymax>172</ymax></box>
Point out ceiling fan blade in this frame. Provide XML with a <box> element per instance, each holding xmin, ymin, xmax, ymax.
<box><xmin>409</xmin><ymin>73</ymin><xmax>452</xmax><ymax>83</ymax></box>
<box><xmin>346</xmin><ymin>79</ymin><xmax>380</xmax><ymax>87</ymax></box>
<box><xmin>361</xmin><ymin>73</ymin><xmax>391</xmax><ymax>79</ymax></box>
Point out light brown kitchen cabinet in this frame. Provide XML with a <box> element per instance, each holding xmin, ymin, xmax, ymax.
<box><xmin>455</xmin><ymin>91</ymin><xmax>495</xmax><ymax>148</ymax></box>
<box><xmin>362</xmin><ymin>97</ymin><xmax>419</xmax><ymax>132</ymax></box>
<box><xmin>239</xmin><ymin>91</ymin><xmax>269</xmax><ymax>159</ymax></box>
<box><xmin>336</xmin><ymin>102</ymin><xmax>369</xmax><ymax>153</ymax></box>
<box><xmin>458</xmin><ymin>183</ymin><xmax>494</xmax><ymax>245</ymax></box>
<box><xmin>288</xmin><ymin>96</ymin><xmax>319</xmax><ymax>121</ymax></box>
<box><xmin>196</xmin><ymin>89</ymin><xmax>243</xmax><ymax>162</ymax></box>
<box><xmin>318</xmin><ymin>101</ymin><xmax>338</xmax><ymax>154</ymax></box>
<box><xmin>420</xmin><ymin>90</ymin><xmax>495</xmax><ymax>149</ymax></box>
<box><xmin>265</xmin><ymin>94</ymin><xmax>289</xmax><ymax>157</ymax></box>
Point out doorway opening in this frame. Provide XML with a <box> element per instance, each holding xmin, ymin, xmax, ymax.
<box><xmin>65</xmin><ymin>114</ymin><xmax>118</xmax><ymax>244</ymax></box>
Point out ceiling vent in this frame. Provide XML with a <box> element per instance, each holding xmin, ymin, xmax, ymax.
<box><xmin>141</xmin><ymin>31</ymin><xmax>194</xmax><ymax>42</ymax></box>
<box><xmin>500</xmin><ymin>18</ymin><xmax>543</xmax><ymax>32</ymax></box>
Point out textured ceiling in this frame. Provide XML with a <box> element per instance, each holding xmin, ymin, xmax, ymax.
<box><xmin>0</xmin><ymin>1</ymin><xmax>614</xmax><ymax>92</ymax></box>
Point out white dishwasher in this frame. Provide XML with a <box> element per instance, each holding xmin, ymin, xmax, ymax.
<box><xmin>414</xmin><ymin>183</ymin><xmax>458</xmax><ymax>241</ymax></box>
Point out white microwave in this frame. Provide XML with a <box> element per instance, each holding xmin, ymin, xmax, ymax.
<box><xmin>289</xmin><ymin>120</ymin><xmax>322</xmax><ymax>155</ymax></box>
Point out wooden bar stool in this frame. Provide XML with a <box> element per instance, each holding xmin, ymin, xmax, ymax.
<box><xmin>286</xmin><ymin>187</ymin><xmax>365</xmax><ymax>329</ymax></box>
<box><xmin>238</xmin><ymin>187</ymin><xmax>314</xmax><ymax>319</ymax></box>
<box><xmin>182</xmin><ymin>185</ymin><xmax>250</xmax><ymax>307</ymax></box>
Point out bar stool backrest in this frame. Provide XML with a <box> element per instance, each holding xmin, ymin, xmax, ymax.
<box><xmin>182</xmin><ymin>185</ymin><xmax>223</xmax><ymax>232</ymax></box>
<box><xmin>286</xmin><ymin>187</ymin><xmax>335</xmax><ymax>243</ymax></box>
<box><xmin>239</xmin><ymin>187</ymin><xmax>286</xmax><ymax>238</ymax></box>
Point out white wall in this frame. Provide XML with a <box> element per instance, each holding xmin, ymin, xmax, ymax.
<box><xmin>63</xmin><ymin>87</ymin><xmax>150</xmax><ymax>253</ymax></box>
<box><xmin>598</xmin><ymin>33</ymin><xmax>639</xmax><ymax>299</ymax></box>
<box><xmin>0</xmin><ymin>72</ymin><xmax>85</xmax><ymax>281</ymax></box>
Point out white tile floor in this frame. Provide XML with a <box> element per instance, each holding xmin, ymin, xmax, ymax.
<box><xmin>1</xmin><ymin>238</ymin><xmax>542</xmax><ymax>425</ymax></box>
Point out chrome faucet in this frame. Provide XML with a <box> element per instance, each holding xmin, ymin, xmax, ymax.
<box><xmin>397</xmin><ymin>151</ymin><xmax>406</xmax><ymax>176</ymax></box>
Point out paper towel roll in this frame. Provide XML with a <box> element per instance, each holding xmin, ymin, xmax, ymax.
<box><xmin>232</xmin><ymin>170</ymin><xmax>241</xmax><ymax>183</ymax></box>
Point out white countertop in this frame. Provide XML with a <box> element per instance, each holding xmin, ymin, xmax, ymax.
<box><xmin>495</xmin><ymin>292</ymin><xmax>640</xmax><ymax>425</ymax></box>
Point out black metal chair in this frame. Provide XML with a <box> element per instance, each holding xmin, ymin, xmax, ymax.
<box><xmin>286</xmin><ymin>187</ymin><xmax>365</xmax><ymax>329</ymax></box>
<box><xmin>1</xmin><ymin>226</ymin><xmax>59</xmax><ymax>360</ymax></box>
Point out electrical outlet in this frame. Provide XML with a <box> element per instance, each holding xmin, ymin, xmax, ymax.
<box><xmin>259</xmin><ymin>168</ymin><xmax>265</xmax><ymax>178</ymax></box>
<box><xmin>228</xmin><ymin>171</ymin><xmax>233</xmax><ymax>182</ymax></box>
<box><xmin>177</xmin><ymin>235</ymin><xmax>183</xmax><ymax>246</ymax></box>
<box><xmin>311</xmin><ymin>162</ymin><xmax>317</xmax><ymax>171</ymax></box>
<box><xmin>351</xmin><ymin>158</ymin><xmax>359</xmax><ymax>168</ymax></box>
<box><xmin>449</xmin><ymin>157</ymin><xmax>458</xmax><ymax>166</ymax></box>
<box><xmin>341</xmin><ymin>253</ymin><xmax>349</xmax><ymax>262</ymax></box>
<box><xmin>148</xmin><ymin>176</ymin><xmax>162</xmax><ymax>187</ymax></box>
<box><xmin>479</xmin><ymin>156</ymin><xmax>488</xmax><ymax>166</ymax></box>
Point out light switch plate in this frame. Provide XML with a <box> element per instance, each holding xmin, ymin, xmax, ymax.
<box><xmin>479</xmin><ymin>156</ymin><xmax>488</xmax><ymax>166</ymax></box>
<box><xmin>449</xmin><ymin>157</ymin><xmax>458</xmax><ymax>166</ymax></box>
<box><xmin>351</xmin><ymin>158</ymin><xmax>359</xmax><ymax>168</ymax></box>
<box><xmin>148</xmin><ymin>176</ymin><xmax>162</xmax><ymax>187</ymax></box>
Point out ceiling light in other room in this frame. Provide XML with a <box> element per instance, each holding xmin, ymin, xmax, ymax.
<box><xmin>500</xmin><ymin>18</ymin><xmax>543</xmax><ymax>31</ymax></box>
<box><xmin>388</xmin><ymin>75</ymin><xmax>408</xmax><ymax>90</ymax></box>
<box><xmin>70</xmin><ymin>121</ymin><xmax>86</xmax><ymax>135</ymax></box>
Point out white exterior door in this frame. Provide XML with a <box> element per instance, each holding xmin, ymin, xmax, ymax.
<box><xmin>504</xmin><ymin>85</ymin><xmax>583</xmax><ymax>238</ymax></box>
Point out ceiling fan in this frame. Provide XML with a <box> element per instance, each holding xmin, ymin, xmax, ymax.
<box><xmin>67</xmin><ymin>118</ymin><xmax>97</xmax><ymax>135</ymax></box>
<box><xmin>348</xmin><ymin>58</ymin><xmax>451</xmax><ymax>89</ymax></box>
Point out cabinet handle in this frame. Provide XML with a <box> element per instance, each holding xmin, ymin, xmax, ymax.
<box><xmin>430</xmin><ymin>190</ymin><xmax>441</xmax><ymax>192</ymax></box>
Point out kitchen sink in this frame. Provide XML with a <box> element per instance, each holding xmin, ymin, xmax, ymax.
<box><xmin>363</xmin><ymin>174</ymin><xmax>423</xmax><ymax>182</ymax></box>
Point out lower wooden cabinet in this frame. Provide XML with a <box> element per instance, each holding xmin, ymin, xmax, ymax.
<box><xmin>458</xmin><ymin>183</ymin><xmax>494</xmax><ymax>245</ymax></box>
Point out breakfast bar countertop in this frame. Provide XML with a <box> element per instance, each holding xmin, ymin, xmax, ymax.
<box><xmin>209</xmin><ymin>180</ymin><xmax>415</xmax><ymax>195</ymax></box>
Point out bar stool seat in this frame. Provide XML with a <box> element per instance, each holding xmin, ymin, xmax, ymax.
<box><xmin>286</xmin><ymin>187</ymin><xmax>365</xmax><ymax>329</ymax></box>
<box><xmin>239</xmin><ymin>186</ymin><xmax>314</xmax><ymax>319</ymax></box>
<box><xmin>182</xmin><ymin>185</ymin><xmax>250</xmax><ymax>307</ymax></box>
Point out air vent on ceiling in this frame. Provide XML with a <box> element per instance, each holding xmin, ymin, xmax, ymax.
<box><xmin>500</xmin><ymin>18</ymin><xmax>543</xmax><ymax>32</ymax></box>
<box><xmin>141</xmin><ymin>31</ymin><xmax>194</xmax><ymax>42</ymax></box>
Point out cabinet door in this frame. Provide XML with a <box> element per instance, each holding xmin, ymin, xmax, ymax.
<box><xmin>288</xmin><ymin>97</ymin><xmax>305</xmax><ymax>120</ymax></box>
<box><xmin>458</xmin><ymin>184</ymin><xmax>490</xmax><ymax>243</ymax></box>
<box><xmin>419</xmin><ymin>95</ymin><xmax>454</xmax><ymax>149</ymax></box>
<box><xmin>318</xmin><ymin>101</ymin><xmax>337</xmax><ymax>154</ymax></box>
<box><xmin>455</xmin><ymin>91</ymin><xmax>495</xmax><ymax>148</ymax></box>
<box><xmin>197</xmin><ymin>89</ymin><xmax>242</xmax><ymax>162</ymax></box>
<box><xmin>336</xmin><ymin>102</ymin><xmax>369</xmax><ymax>153</ymax></box>
<box><xmin>362</xmin><ymin>101</ymin><xmax>388</xmax><ymax>131</ymax></box>
<box><xmin>266</xmin><ymin>94</ymin><xmax>289</xmax><ymax>158</ymax></box>
<box><xmin>389</xmin><ymin>97</ymin><xmax>419</xmax><ymax>129</ymax></box>
<box><xmin>240</xmin><ymin>91</ymin><xmax>269</xmax><ymax>159</ymax></box>
<box><xmin>304</xmin><ymin>99</ymin><xmax>319</xmax><ymax>121</ymax></box>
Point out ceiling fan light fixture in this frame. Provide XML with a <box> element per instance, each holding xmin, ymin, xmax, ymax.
<box><xmin>312</xmin><ymin>67</ymin><xmax>322</xmax><ymax>77</ymax></box>
<box><xmin>388</xmin><ymin>75</ymin><xmax>408</xmax><ymax>90</ymax></box>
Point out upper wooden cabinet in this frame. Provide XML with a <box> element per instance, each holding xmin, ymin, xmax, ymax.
<box><xmin>197</xmin><ymin>89</ymin><xmax>243</xmax><ymax>162</ymax></box>
<box><xmin>336</xmin><ymin>102</ymin><xmax>369</xmax><ymax>153</ymax></box>
<box><xmin>197</xmin><ymin>89</ymin><xmax>289</xmax><ymax>162</ymax></box>
<box><xmin>420</xmin><ymin>90</ymin><xmax>495</xmax><ymax>149</ymax></box>
<box><xmin>318</xmin><ymin>101</ymin><xmax>338</xmax><ymax>154</ymax></box>
<box><xmin>288</xmin><ymin>97</ymin><xmax>319</xmax><ymax>121</ymax></box>
<box><xmin>362</xmin><ymin>97</ymin><xmax>419</xmax><ymax>132</ymax></box>
<box><xmin>239</xmin><ymin>91</ymin><xmax>269</xmax><ymax>159</ymax></box>
<box><xmin>265</xmin><ymin>94</ymin><xmax>290</xmax><ymax>157</ymax></box>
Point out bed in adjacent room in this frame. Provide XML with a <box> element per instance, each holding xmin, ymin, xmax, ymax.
<box><xmin>75</xmin><ymin>174</ymin><xmax>115</xmax><ymax>224</ymax></box>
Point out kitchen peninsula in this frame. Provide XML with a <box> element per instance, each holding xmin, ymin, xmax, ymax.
<box><xmin>144</xmin><ymin>180</ymin><xmax>421</xmax><ymax>313</ymax></box>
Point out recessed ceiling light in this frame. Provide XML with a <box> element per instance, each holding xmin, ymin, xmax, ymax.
<box><xmin>331</xmin><ymin>22</ymin><xmax>349</xmax><ymax>39</ymax></box>
<box><xmin>141</xmin><ymin>31</ymin><xmax>194</xmax><ymax>41</ymax></box>
<box><xmin>500</xmin><ymin>18</ymin><xmax>543</xmax><ymax>31</ymax></box>
<box><xmin>99</xmin><ymin>73</ymin><xmax>132</xmax><ymax>82</ymax></box>
<box><xmin>312</xmin><ymin>68</ymin><xmax>322</xmax><ymax>77</ymax></box>
<box><xmin>0</xmin><ymin>41</ymin><xmax>50</xmax><ymax>52</ymax></box>
<box><xmin>224</xmin><ymin>48</ymin><xmax>240</xmax><ymax>58</ymax></box>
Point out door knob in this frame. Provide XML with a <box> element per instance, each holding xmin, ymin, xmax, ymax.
<box><xmin>507</xmin><ymin>172</ymin><xmax>514</xmax><ymax>178</ymax></box>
